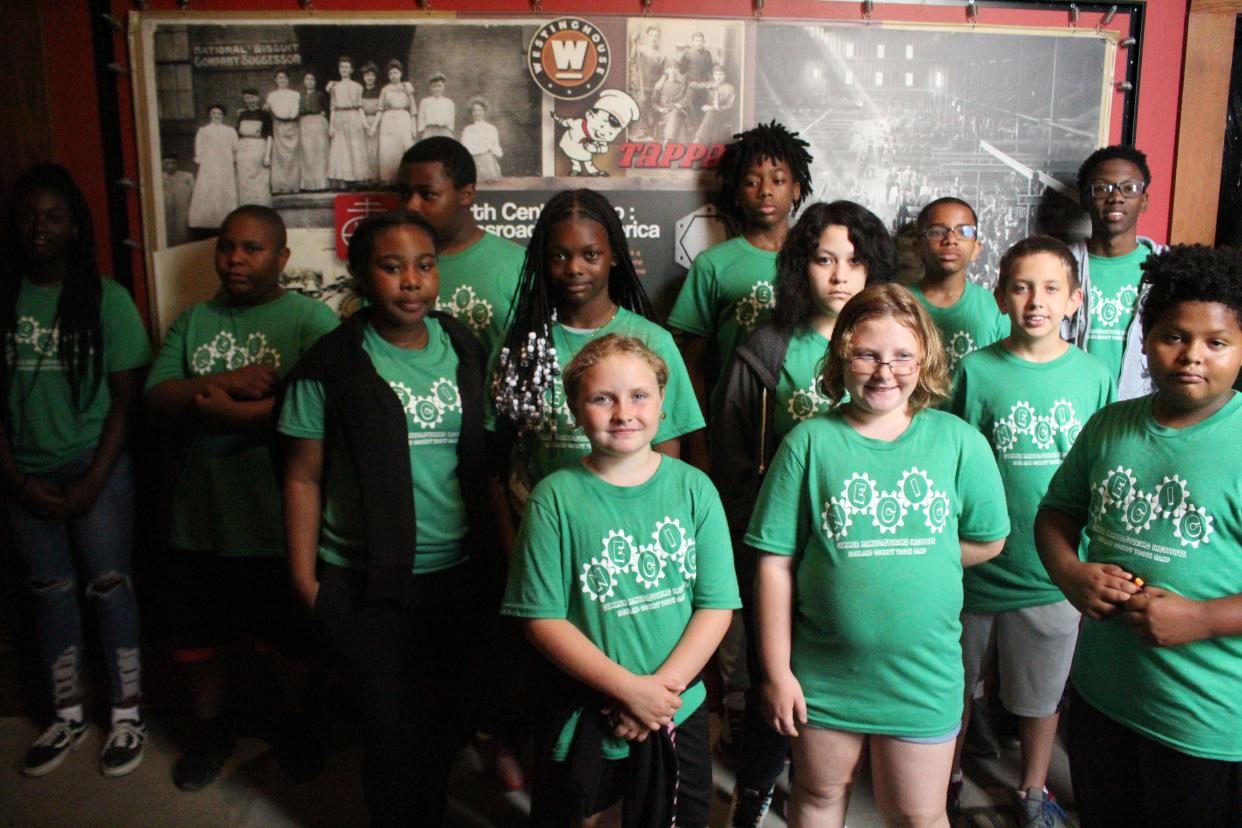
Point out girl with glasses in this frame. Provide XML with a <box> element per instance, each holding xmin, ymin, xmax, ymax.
<box><xmin>746</xmin><ymin>283</ymin><xmax>1010</xmax><ymax>827</ymax></box>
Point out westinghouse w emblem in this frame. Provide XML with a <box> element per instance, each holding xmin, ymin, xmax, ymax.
<box><xmin>528</xmin><ymin>17</ymin><xmax>610</xmax><ymax>99</ymax></box>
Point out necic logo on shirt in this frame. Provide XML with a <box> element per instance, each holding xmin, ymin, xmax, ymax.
<box><xmin>436</xmin><ymin>285</ymin><xmax>494</xmax><ymax>333</ymax></box>
<box><xmin>1090</xmin><ymin>467</ymin><xmax>1214</xmax><ymax>551</ymax></box>
<box><xmin>580</xmin><ymin>517</ymin><xmax>697</xmax><ymax>604</ymax></box>
<box><xmin>735</xmin><ymin>281</ymin><xmax>775</xmax><ymax>333</ymax></box>
<box><xmin>992</xmin><ymin>399</ymin><xmax>1081</xmax><ymax>453</ymax></box>
<box><xmin>788</xmin><ymin>380</ymin><xmax>831</xmax><ymax>423</ymax></box>
<box><xmin>946</xmin><ymin>330</ymin><xmax>977</xmax><ymax>371</ymax></box>
<box><xmin>11</xmin><ymin>316</ymin><xmax>59</xmax><ymax>366</ymax></box>
<box><xmin>821</xmin><ymin>468</ymin><xmax>950</xmax><ymax>541</ymax></box>
<box><xmin>388</xmin><ymin>377</ymin><xmax>461</xmax><ymax>440</ymax></box>
<box><xmin>1088</xmin><ymin>284</ymin><xmax>1139</xmax><ymax>335</ymax></box>
<box><xmin>190</xmin><ymin>331</ymin><xmax>280</xmax><ymax>375</ymax></box>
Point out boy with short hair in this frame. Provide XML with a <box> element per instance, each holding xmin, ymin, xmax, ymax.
<box><xmin>949</xmin><ymin>236</ymin><xmax>1115</xmax><ymax>826</ymax></box>
<box><xmin>145</xmin><ymin>205</ymin><xmax>338</xmax><ymax>790</ymax></box>
<box><xmin>667</xmin><ymin>121</ymin><xmax>813</xmax><ymax>466</ymax></box>
<box><xmin>397</xmin><ymin>137</ymin><xmax>524</xmax><ymax>356</ymax></box>
<box><xmin>910</xmin><ymin>196</ymin><xmax>1010</xmax><ymax>372</ymax></box>
<box><xmin>1037</xmin><ymin>244</ymin><xmax>1242</xmax><ymax>828</ymax></box>
<box><xmin>1066</xmin><ymin>145</ymin><xmax>1167</xmax><ymax>398</ymax></box>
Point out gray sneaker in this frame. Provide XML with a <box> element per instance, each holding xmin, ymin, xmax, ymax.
<box><xmin>1018</xmin><ymin>787</ymin><xmax>1071</xmax><ymax>828</ymax></box>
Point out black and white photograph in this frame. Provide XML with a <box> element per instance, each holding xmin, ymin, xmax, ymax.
<box><xmin>138</xmin><ymin>17</ymin><xmax>544</xmax><ymax>249</ymax></box>
<box><xmin>756</xmin><ymin>24</ymin><xmax>1113</xmax><ymax>284</ymax></box>
<box><xmin>625</xmin><ymin>18</ymin><xmax>745</xmax><ymax>146</ymax></box>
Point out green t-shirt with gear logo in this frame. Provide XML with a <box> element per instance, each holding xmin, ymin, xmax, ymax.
<box><xmin>145</xmin><ymin>291</ymin><xmax>339</xmax><ymax>557</ymax></box>
<box><xmin>278</xmin><ymin>319</ymin><xmax>469</xmax><ymax>574</ymax></box>
<box><xmin>6</xmin><ymin>278</ymin><xmax>153</xmax><ymax>474</ymax></box>
<box><xmin>434</xmin><ymin>231</ymin><xmax>525</xmax><ymax>356</ymax></box>
<box><xmin>774</xmin><ymin>327</ymin><xmax>833</xmax><ymax>439</ymax></box>
<box><xmin>484</xmin><ymin>308</ymin><xmax>705</xmax><ymax>488</ymax></box>
<box><xmin>949</xmin><ymin>342</ymin><xmax>1116</xmax><ymax>612</ymax></box>
<box><xmin>1085</xmin><ymin>244</ymin><xmax>1150</xmax><ymax>379</ymax></box>
<box><xmin>910</xmin><ymin>281</ymin><xmax>1010</xmax><ymax>373</ymax></box>
<box><xmin>667</xmin><ymin>236</ymin><xmax>779</xmax><ymax>398</ymax></box>
<box><xmin>1041</xmin><ymin>394</ymin><xmax>1242</xmax><ymax>761</ymax></box>
<box><xmin>745</xmin><ymin>408</ymin><xmax>1010</xmax><ymax>737</ymax></box>
<box><xmin>501</xmin><ymin>457</ymin><xmax>741</xmax><ymax>760</ymax></box>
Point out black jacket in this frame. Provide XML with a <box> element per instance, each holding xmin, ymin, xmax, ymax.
<box><xmin>277</xmin><ymin>309</ymin><xmax>496</xmax><ymax>606</ymax></box>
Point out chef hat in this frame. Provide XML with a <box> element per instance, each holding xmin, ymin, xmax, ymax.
<box><xmin>590</xmin><ymin>89</ymin><xmax>641</xmax><ymax>129</ymax></box>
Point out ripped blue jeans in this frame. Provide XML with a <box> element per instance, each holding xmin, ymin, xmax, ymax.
<box><xmin>5</xmin><ymin>452</ymin><xmax>140</xmax><ymax>708</ymax></box>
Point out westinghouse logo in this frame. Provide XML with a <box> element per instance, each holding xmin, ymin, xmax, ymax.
<box><xmin>528</xmin><ymin>17</ymin><xmax>610</xmax><ymax>99</ymax></box>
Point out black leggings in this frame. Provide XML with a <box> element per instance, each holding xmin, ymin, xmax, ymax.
<box><xmin>1067</xmin><ymin>688</ymin><xmax>1241</xmax><ymax>828</ymax></box>
<box><xmin>315</xmin><ymin>563</ymin><xmax>485</xmax><ymax>827</ymax></box>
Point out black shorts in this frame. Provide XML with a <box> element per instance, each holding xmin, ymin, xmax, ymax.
<box><xmin>530</xmin><ymin>702</ymin><xmax>712</xmax><ymax>828</ymax></box>
<box><xmin>1067</xmin><ymin>688</ymin><xmax>1242</xmax><ymax>828</ymax></box>
<box><xmin>163</xmin><ymin>549</ymin><xmax>314</xmax><ymax>660</ymax></box>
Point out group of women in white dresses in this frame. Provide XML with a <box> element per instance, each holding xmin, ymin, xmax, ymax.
<box><xmin>187</xmin><ymin>58</ymin><xmax>505</xmax><ymax>231</ymax></box>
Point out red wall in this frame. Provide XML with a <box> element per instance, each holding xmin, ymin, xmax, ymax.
<box><xmin>40</xmin><ymin>0</ymin><xmax>1190</xmax><ymax>318</ymax></box>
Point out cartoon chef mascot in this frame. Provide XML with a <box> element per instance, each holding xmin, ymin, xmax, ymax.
<box><xmin>552</xmin><ymin>89</ymin><xmax>641</xmax><ymax>176</ymax></box>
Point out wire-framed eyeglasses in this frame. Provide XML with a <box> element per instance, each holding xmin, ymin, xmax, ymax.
<box><xmin>847</xmin><ymin>354</ymin><xmax>921</xmax><ymax>376</ymax></box>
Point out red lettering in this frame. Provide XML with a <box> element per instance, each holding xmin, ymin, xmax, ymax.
<box><xmin>657</xmin><ymin>143</ymin><xmax>686</xmax><ymax>168</ymax></box>
<box><xmin>703</xmin><ymin>144</ymin><xmax>726</xmax><ymax>169</ymax></box>
<box><xmin>617</xmin><ymin>143</ymin><xmax>642</xmax><ymax>167</ymax></box>
<box><xmin>638</xmin><ymin>142</ymin><xmax>661</xmax><ymax>167</ymax></box>
<box><xmin>682</xmin><ymin>144</ymin><xmax>707</xmax><ymax>167</ymax></box>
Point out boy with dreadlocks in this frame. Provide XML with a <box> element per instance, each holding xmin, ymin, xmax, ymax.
<box><xmin>667</xmin><ymin>120</ymin><xmax>813</xmax><ymax>467</ymax></box>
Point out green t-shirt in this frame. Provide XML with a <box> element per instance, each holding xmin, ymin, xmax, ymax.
<box><xmin>485</xmin><ymin>308</ymin><xmax>704</xmax><ymax>487</ymax></box>
<box><xmin>434</xmin><ymin>231</ymin><xmax>525</xmax><ymax>356</ymax></box>
<box><xmin>1041</xmin><ymin>394</ymin><xmax>1242</xmax><ymax>761</ymax></box>
<box><xmin>145</xmin><ymin>291</ymin><xmax>338</xmax><ymax>557</ymax></box>
<box><xmin>667</xmin><ymin>236</ymin><xmax>779</xmax><ymax>392</ymax></box>
<box><xmin>949</xmin><ymin>342</ymin><xmax>1116</xmax><ymax>612</ymax></box>
<box><xmin>501</xmin><ymin>457</ymin><xmax>741</xmax><ymax>759</ymax></box>
<box><xmin>1085</xmin><ymin>244</ymin><xmax>1150</xmax><ymax>379</ymax></box>
<box><xmin>6</xmin><ymin>278</ymin><xmax>152</xmax><ymax>474</ymax></box>
<box><xmin>910</xmin><ymin>281</ymin><xmax>1010</xmax><ymax>373</ymax></box>
<box><xmin>277</xmin><ymin>319</ymin><xmax>468</xmax><ymax>574</ymax></box>
<box><xmin>745</xmin><ymin>409</ymin><xmax>1010</xmax><ymax>736</ymax></box>
<box><xmin>774</xmin><ymin>327</ymin><xmax>833</xmax><ymax>440</ymax></box>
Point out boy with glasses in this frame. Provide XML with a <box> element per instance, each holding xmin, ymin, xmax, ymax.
<box><xmin>1067</xmin><ymin>145</ymin><xmax>1167</xmax><ymax>397</ymax></box>
<box><xmin>910</xmin><ymin>197</ymin><xmax>1010</xmax><ymax>372</ymax></box>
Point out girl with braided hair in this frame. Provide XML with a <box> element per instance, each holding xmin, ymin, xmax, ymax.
<box><xmin>1</xmin><ymin>163</ymin><xmax>152</xmax><ymax>777</ymax></box>
<box><xmin>487</xmin><ymin>187</ymin><xmax>704</xmax><ymax>545</ymax></box>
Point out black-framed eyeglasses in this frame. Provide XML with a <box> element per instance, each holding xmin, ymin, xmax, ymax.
<box><xmin>921</xmin><ymin>224</ymin><xmax>977</xmax><ymax>241</ymax></box>
<box><xmin>848</xmin><ymin>354</ymin><xmax>921</xmax><ymax>376</ymax></box>
<box><xmin>1085</xmin><ymin>180</ymin><xmax>1147</xmax><ymax>199</ymax></box>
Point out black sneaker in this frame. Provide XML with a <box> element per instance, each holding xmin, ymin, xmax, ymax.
<box><xmin>22</xmin><ymin>718</ymin><xmax>89</xmax><ymax>777</ymax></box>
<box><xmin>100</xmin><ymin>719</ymin><xmax>146</xmax><ymax>777</ymax></box>
<box><xmin>173</xmin><ymin>717</ymin><xmax>235</xmax><ymax>791</ymax></box>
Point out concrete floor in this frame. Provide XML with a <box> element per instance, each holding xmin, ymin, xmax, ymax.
<box><xmin>0</xmin><ymin>712</ymin><xmax>1076</xmax><ymax>827</ymax></box>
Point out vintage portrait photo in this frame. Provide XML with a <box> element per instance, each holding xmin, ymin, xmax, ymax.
<box><xmin>140</xmin><ymin>17</ymin><xmax>543</xmax><ymax>249</ymax></box>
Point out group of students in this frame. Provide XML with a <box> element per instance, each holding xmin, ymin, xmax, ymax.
<box><xmin>2</xmin><ymin>122</ymin><xmax>1239</xmax><ymax>828</ymax></box>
